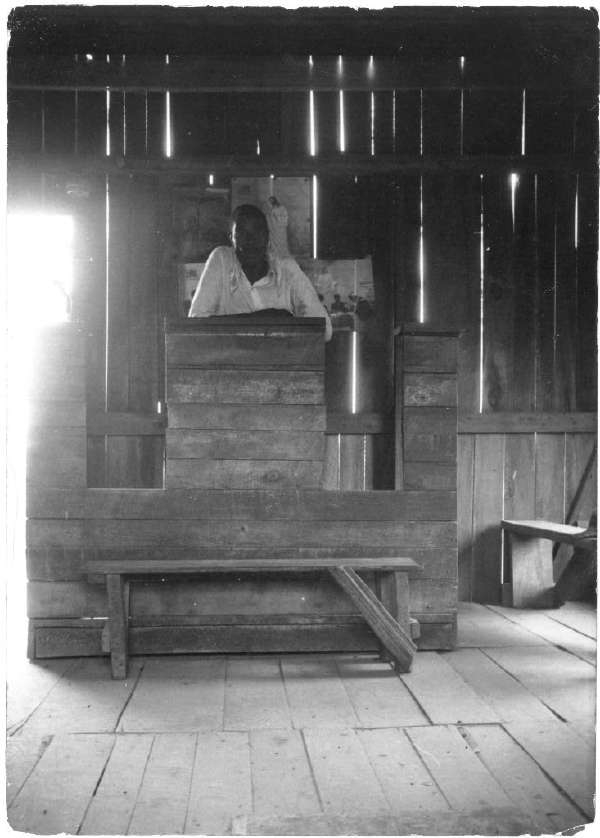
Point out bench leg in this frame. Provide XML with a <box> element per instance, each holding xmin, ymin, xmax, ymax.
<box><xmin>331</xmin><ymin>567</ymin><xmax>416</xmax><ymax>673</ymax></box>
<box><xmin>377</xmin><ymin>571</ymin><xmax>411</xmax><ymax>664</ymax></box>
<box><xmin>106</xmin><ymin>573</ymin><xmax>129</xmax><ymax>679</ymax></box>
<box><xmin>505</xmin><ymin>534</ymin><xmax>555</xmax><ymax>609</ymax></box>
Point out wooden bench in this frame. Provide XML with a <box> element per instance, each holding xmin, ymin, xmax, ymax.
<box><xmin>501</xmin><ymin>519</ymin><xmax>592</xmax><ymax>608</ymax></box>
<box><xmin>85</xmin><ymin>557</ymin><xmax>422</xmax><ymax>679</ymax></box>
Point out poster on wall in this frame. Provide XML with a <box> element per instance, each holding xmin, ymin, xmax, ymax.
<box><xmin>172</xmin><ymin>187</ymin><xmax>230</xmax><ymax>263</ymax></box>
<box><xmin>231</xmin><ymin>177</ymin><xmax>311</xmax><ymax>257</ymax></box>
<box><xmin>298</xmin><ymin>256</ymin><xmax>375</xmax><ymax>330</ymax></box>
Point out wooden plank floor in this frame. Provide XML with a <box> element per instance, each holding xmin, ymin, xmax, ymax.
<box><xmin>6</xmin><ymin>602</ymin><xmax>596</xmax><ymax>835</ymax></box>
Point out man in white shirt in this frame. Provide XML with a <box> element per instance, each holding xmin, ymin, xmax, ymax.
<box><xmin>188</xmin><ymin>204</ymin><xmax>332</xmax><ymax>341</ymax></box>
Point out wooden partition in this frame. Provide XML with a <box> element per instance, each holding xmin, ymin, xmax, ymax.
<box><xmin>165</xmin><ymin>317</ymin><xmax>326</xmax><ymax>489</ymax></box>
<box><xmin>25</xmin><ymin>320</ymin><xmax>459</xmax><ymax>658</ymax></box>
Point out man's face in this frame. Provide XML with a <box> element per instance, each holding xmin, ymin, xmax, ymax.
<box><xmin>232</xmin><ymin>215</ymin><xmax>268</xmax><ymax>267</ymax></box>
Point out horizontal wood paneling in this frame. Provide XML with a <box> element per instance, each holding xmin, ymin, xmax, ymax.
<box><xmin>404</xmin><ymin>374</ymin><xmax>457</xmax><ymax>407</ymax></box>
<box><xmin>403</xmin><ymin>463</ymin><xmax>457</xmax><ymax>491</ymax></box>
<box><xmin>27</xmin><ymin>488</ymin><xmax>456</xmax><ymax>521</ymax></box>
<box><xmin>403</xmin><ymin>408</ymin><xmax>457</xmax><ymax>463</ymax></box>
<box><xmin>403</xmin><ymin>336</ymin><xmax>458</xmax><ymax>372</ymax></box>
<box><xmin>78</xmin><ymin>519</ymin><xmax>457</xmax><ymax>551</ymax></box>
<box><xmin>28</xmin><ymin>546</ymin><xmax>454</xmax><ymax>582</ymax></box>
<box><xmin>167</xmin><ymin>369</ymin><xmax>324</xmax><ymax>404</ymax></box>
<box><xmin>165</xmin><ymin>459</ymin><xmax>324</xmax><ymax>489</ymax></box>
<box><xmin>169</xmin><ymin>404</ymin><xmax>326</xmax><ymax>431</ymax></box>
<box><xmin>166</xmin><ymin>331</ymin><xmax>324</xmax><ymax>369</ymax></box>
<box><xmin>165</xmin><ymin>429</ymin><xmax>325</xmax><ymax>461</ymax></box>
<box><xmin>459</xmin><ymin>412</ymin><xmax>597</xmax><ymax>434</ymax></box>
<box><xmin>29</xmin><ymin>617</ymin><xmax>456</xmax><ymax>657</ymax></box>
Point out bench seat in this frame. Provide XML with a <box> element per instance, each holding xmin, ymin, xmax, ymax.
<box><xmin>501</xmin><ymin>519</ymin><xmax>591</xmax><ymax>608</ymax></box>
<box><xmin>85</xmin><ymin>556</ymin><xmax>422</xmax><ymax>679</ymax></box>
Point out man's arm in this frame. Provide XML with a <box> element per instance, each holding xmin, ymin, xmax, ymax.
<box><xmin>188</xmin><ymin>248</ymin><xmax>225</xmax><ymax>317</ymax></box>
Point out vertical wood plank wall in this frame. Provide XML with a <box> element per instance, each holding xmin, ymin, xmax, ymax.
<box><xmin>9</xmin><ymin>44</ymin><xmax>598</xmax><ymax>605</ymax></box>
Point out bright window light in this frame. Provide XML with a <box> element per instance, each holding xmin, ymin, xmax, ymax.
<box><xmin>8</xmin><ymin>213</ymin><xmax>74</xmax><ymax>328</ymax></box>
<box><xmin>312</xmin><ymin>175</ymin><xmax>319</xmax><ymax>258</ymax></box>
<box><xmin>510</xmin><ymin>172</ymin><xmax>519</xmax><ymax>232</ymax></box>
<box><xmin>339</xmin><ymin>90</ymin><xmax>346</xmax><ymax>152</ymax></box>
<box><xmin>6</xmin><ymin>212</ymin><xmax>76</xmax><ymax>655</ymax></box>
<box><xmin>419</xmin><ymin>176</ymin><xmax>425</xmax><ymax>322</ymax></box>
<box><xmin>309</xmin><ymin>90</ymin><xmax>316</xmax><ymax>156</ymax></box>
<box><xmin>105</xmin><ymin>88</ymin><xmax>111</xmax><ymax>156</ymax></box>
<box><xmin>165</xmin><ymin>90</ymin><xmax>172</xmax><ymax>158</ymax></box>
<box><xmin>370</xmin><ymin>92</ymin><xmax>375</xmax><ymax>156</ymax></box>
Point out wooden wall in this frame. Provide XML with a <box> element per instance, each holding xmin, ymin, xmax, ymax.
<box><xmin>9</xmin><ymin>9</ymin><xmax>598</xmax><ymax>604</ymax></box>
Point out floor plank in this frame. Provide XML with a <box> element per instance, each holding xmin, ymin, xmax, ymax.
<box><xmin>119</xmin><ymin>657</ymin><xmax>225</xmax><ymax>732</ymax></box>
<box><xmin>400</xmin><ymin>652</ymin><xmax>501</xmax><ymax>724</ymax></box>
<box><xmin>80</xmin><ymin>733</ymin><xmax>154</xmax><ymax>834</ymax></box>
<box><xmin>463</xmin><ymin>723</ymin><xmax>585</xmax><ymax>833</ymax></box>
<box><xmin>303</xmin><ymin>727</ymin><xmax>391</xmax><ymax>817</ymax></box>
<box><xmin>7</xmin><ymin>658</ymin><xmax>76</xmax><ymax>733</ymax></box>
<box><xmin>185</xmin><ymin>731</ymin><xmax>252</xmax><ymax>835</ymax></box>
<box><xmin>250</xmin><ymin>729</ymin><xmax>321</xmax><ymax>818</ymax></box>
<box><xmin>235</xmin><ymin>812</ymin><xmax>402</xmax><ymax>835</ymax></box>
<box><xmin>504</xmin><ymin>719</ymin><xmax>596</xmax><ymax>821</ymax></box>
<box><xmin>357</xmin><ymin>727</ymin><xmax>449</xmax><ymax>815</ymax></box>
<box><xmin>484</xmin><ymin>644</ymin><xmax>596</xmax><ymax>727</ymax></box>
<box><xmin>487</xmin><ymin>605</ymin><xmax>597</xmax><ymax>663</ymax></box>
<box><xmin>224</xmin><ymin>658</ymin><xmax>291</xmax><ymax>730</ymax></box>
<box><xmin>445</xmin><ymin>648</ymin><xmax>557</xmax><ymax>722</ymax></box>
<box><xmin>406</xmin><ymin>725</ymin><xmax>516</xmax><ymax>812</ymax></box>
<box><xmin>21</xmin><ymin>657</ymin><xmax>142</xmax><ymax>735</ymax></box>
<box><xmin>544</xmin><ymin>602</ymin><xmax>597</xmax><ymax>639</ymax></box>
<box><xmin>281</xmin><ymin>657</ymin><xmax>360</xmax><ymax>728</ymax></box>
<box><xmin>457</xmin><ymin>603</ymin><xmax>548</xmax><ymax>648</ymax></box>
<box><xmin>5</xmin><ymin>733</ymin><xmax>52</xmax><ymax>807</ymax></box>
<box><xmin>128</xmin><ymin>732</ymin><xmax>196</xmax><ymax>835</ymax></box>
<box><xmin>7</xmin><ymin>733</ymin><xmax>114</xmax><ymax>834</ymax></box>
<box><xmin>237</xmin><ymin>809</ymin><xmax>541</xmax><ymax>836</ymax></box>
<box><xmin>336</xmin><ymin>658</ymin><xmax>429</xmax><ymax>727</ymax></box>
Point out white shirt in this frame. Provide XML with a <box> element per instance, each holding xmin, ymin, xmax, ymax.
<box><xmin>188</xmin><ymin>246</ymin><xmax>332</xmax><ymax>341</ymax></box>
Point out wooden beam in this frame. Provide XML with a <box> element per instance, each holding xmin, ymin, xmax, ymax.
<box><xmin>7</xmin><ymin>55</ymin><xmax>597</xmax><ymax>92</ymax></box>
<box><xmin>459</xmin><ymin>412</ymin><xmax>597</xmax><ymax>434</ymax></box>
<box><xmin>7</xmin><ymin>153</ymin><xmax>597</xmax><ymax>178</ymax></box>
